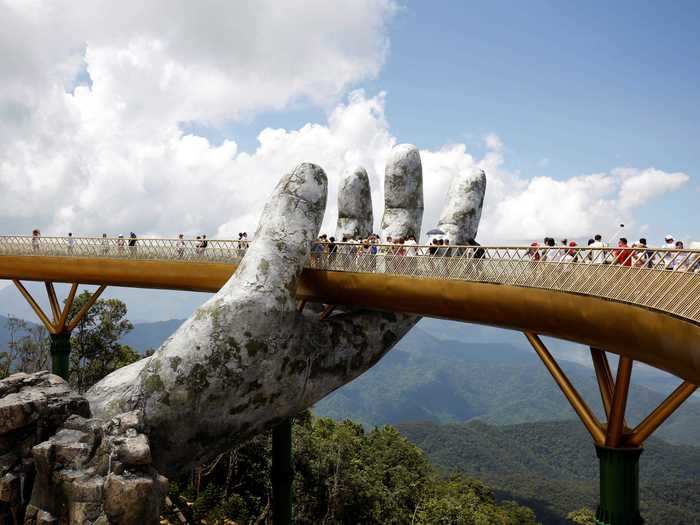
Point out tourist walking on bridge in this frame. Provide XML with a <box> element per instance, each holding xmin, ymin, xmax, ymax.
<box><xmin>590</xmin><ymin>234</ymin><xmax>607</xmax><ymax>263</ymax></box>
<box><xmin>663</xmin><ymin>235</ymin><xmax>676</xmax><ymax>269</ymax></box>
<box><xmin>176</xmin><ymin>234</ymin><xmax>186</xmax><ymax>258</ymax></box>
<box><xmin>128</xmin><ymin>232</ymin><xmax>137</xmax><ymax>256</ymax></box>
<box><xmin>67</xmin><ymin>232</ymin><xmax>75</xmax><ymax>254</ymax></box>
<box><xmin>31</xmin><ymin>229</ymin><xmax>40</xmax><ymax>252</ymax></box>
<box><xmin>614</xmin><ymin>238</ymin><xmax>633</xmax><ymax>266</ymax></box>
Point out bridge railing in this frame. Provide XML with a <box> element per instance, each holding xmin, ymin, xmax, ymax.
<box><xmin>312</xmin><ymin>243</ymin><xmax>700</xmax><ymax>324</ymax></box>
<box><xmin>0</xmin><ymin>236</ymin><xmax>248</xmax><ymax>264</ymax></box>
<box><xmin>1</xmin><ymin>236</ymin><xmax>699</xmax><ymax>323</ymax></box>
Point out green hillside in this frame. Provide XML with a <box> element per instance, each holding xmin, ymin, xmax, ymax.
<box><xmin>398</xmin><ymin>419</ymin><xmax>700</xmax><ymax>525</ymax></box>
<box><xmin>315</xmin><ymin>327</ymin><xmax>700</xmax><ymax>445</ymax></box>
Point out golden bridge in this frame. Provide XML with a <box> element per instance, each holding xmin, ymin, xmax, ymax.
<box><xmin>1</xmin><ymin>235</ymin><xmax>699</xmax><ymax>525</ymax></box>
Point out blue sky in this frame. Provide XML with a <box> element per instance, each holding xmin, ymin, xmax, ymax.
<box><xmin>1</xmin><ymin>0</ymin><xmax>697</xmax><ymax>245</ymax></box>
<box><xmin>205</xmin><ymin>0</ymin><xmax>699</xmax><ymax>242</ymax></box>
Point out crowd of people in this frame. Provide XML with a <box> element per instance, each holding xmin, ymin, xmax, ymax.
<box><xmin>28</xmin><ymin>230</ymin><xmax>250</xmax><ymax>258</ymax></box>
<box><xmin>527</xmin><ymin>233</ymin><xmax>699</xmax><ymax>272</ymax></box>
<box><xmin>310</xmin><ymin>233</ymin><xmax>486</xmax><ymax>258</ymax></box>
<box><xmin>25</xmin><ymin>228</ymin><xmax>699</xmax><ymax>273</ymax></box>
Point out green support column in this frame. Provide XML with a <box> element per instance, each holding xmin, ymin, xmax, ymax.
<box><xmin>49</xmin><ymin>332</ymin><xmax>71</xmax><ymax>381</ymax></box>
<box><xmin>272</xmin><ymin>417</ymin><xmax>293</xmax><ymax>525</ymax></box>
<box><xmin>595</xmin><ymin>446</ymin><xmax>644</xmax><ymax>525</ymax></box>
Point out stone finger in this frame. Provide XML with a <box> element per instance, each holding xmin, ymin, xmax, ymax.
<box><xmin>380</xmin><ymin>144</ymin><xmax>423</xmax><ymax>240</ymax></box>
<box><xmin>436</xmin><ymin>168</ymin><xmax>486</xmax><ymax>244</ymax></box>
<box><xmin>336</xmin><ymin>166</ymin><xmax>373</xmax><ymax>240</ymax></box>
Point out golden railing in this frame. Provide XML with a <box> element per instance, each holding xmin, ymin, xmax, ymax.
<box><xmin>1</xmin><ymin>236</ymin><xmax>699</xmax><ymax>325</ymax></box>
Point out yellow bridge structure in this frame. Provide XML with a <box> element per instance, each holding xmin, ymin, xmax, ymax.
<box><xmin>1</xmin><ymin>235</ymin><xmax>699</xmax><ymax>525</ymax></box>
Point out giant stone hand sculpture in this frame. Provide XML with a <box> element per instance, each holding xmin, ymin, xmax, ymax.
<box><xmin>86</xmin><ymin>145</ymin><xmax>486</xmax><ymax>477</ymax></box>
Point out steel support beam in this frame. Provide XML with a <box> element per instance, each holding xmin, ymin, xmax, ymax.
<box><xmin>45</xmin><ymin>282</ymin><xmax>61</xmax><ymax>324</ymax></box>
<box><xmin>318</xmin><ymin>304</ymin><xmax>336</xmax><ymax>321</ymax></box>
<box><xmin>605</xmin><ymin>357</ymin><xmax>633</xmax><ymax>448</ymax></box>
<box><xmin>57</xmin><ymin>283</ymin><xmax>79</xmax><ymax>329</ymax></box>
<box><xmin>525</xmin><ymin>332</ymin><xmax>605</xmax><ymax>445</ymax></box>
<box><xmin>13</xmin><ymin>281</ymin><xmax>108</xmax><ymax>383</ymax></box>
<box><xmin>590</xmin><ymin>348</ymin><xmax>614</xmax><ymax>418</ymax></box>
<box><xmin>13</xmin><ymin>280</ymin><xmax>56</xmax><ymax>334</ymax></box>
<box><xmin>271</xmin><ymin>418</ymin><xmax>293</xmax><ymax>525</ymax></box>
<box><xmin>66</xmin><ymin>284</ymin><xmax>106</xmax><ymax>331</ymax></box>
<box><xmin>626</xmin><ymin>381</ymin><xmax>698</xmax><ymax>447</ymax></box>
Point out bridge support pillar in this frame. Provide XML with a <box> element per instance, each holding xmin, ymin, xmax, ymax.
<box><xmin>595</xmin><ymin>446</ymin><xmax>644</xmax><ymax>525</ymax></box>
<box><xmin>49</xmin><ymin>332</ymin><xmax>72</xmax><ymax>381</ymax></box>
<box><xmin>271</xmin><ymin>417</ymin><xmax>293</xmax><ymax>525</ymax></box>
<box><xmin>13</xmin><ymin>280</ymin><xmax>107</xmax><ymax>383</ymax></box>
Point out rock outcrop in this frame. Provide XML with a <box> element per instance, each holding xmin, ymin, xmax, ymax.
<box><xmin>0</xmin><ymin>372</ymin><xmax>166</xmax><ymax>525</ymax></box>
<box><xmin>0</xmin><ymin>371</ymin><xmax>89</xmax><ymax>524</ymax></box>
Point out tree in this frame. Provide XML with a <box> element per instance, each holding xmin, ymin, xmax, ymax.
<box><xmin>68</xmin><ymin>292</ymin><xmax>138</xmax><ymax>392</ymax></box>
<box><xmin>0</xmin><ymin>316</ymin><xmax>49</xmax><ymax>378</ymax></box>
<box><xmin>567</xmin><ymin>508</ymin><xmax>596</xmax><ymax>524</ymax></box>
<box><xmin>168</xmin><ymin>414</ymin><xmax>538</xmax><ymax>524</ymax></box>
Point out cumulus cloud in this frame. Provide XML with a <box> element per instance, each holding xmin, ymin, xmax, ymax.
<box><xmin>0</xmin><ymin>0</ymin><xmax>689</xmax><ymax>247</ymax></box>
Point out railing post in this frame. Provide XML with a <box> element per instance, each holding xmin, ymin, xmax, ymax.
<box><xmin>595</xmin><ymin>446</ymin><xmax>644</xmax><ymax>525</ymax></box>
<box><xmin>49</xmin><ymin>331</ymin><xmax>71</xmax><ymax>380</ymax></box>
<box><xmin>271</xmin><ymin>417</ymin><xmax>293</xmax><ymax>525</ymax></box>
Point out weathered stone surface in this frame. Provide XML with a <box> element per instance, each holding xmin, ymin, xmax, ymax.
<box><xmin>52</xmin><ymin>429</ymin><xmax>92</xmax><ymax>468</ymax></box>
<box><xmin>103</xmin><ymin>474</ymin><xmax>162</xmax><ymax>524</ymax></box>
<box><xmin>336</xmin><ymin>166</ymin><xmax>373</xmax><ymax>239</ymax></box>
<box><xmin>36</xmin><ymin>509</ymin><xmax>58</xmax><ymax>525</ymax></box>
<box><xmin>116</xmin><ymin>435</ymin><xmax>151</xmax><ymax>466</ymax></box>
<box><xmin>0</xmin><ymin>472</ymin><xmax>19</xmax><ymax>502</ymax></box>
<box><xmin>437</xmin><ymin>167</ymin><xmax>486</xmax><ymax>244</ymax></box>
<box><xmin>66</xmin><ymin>476</ymin><xmax>103</xmax><ymax>502</ymax></box>
<box><xmin>82</xmin><ymin>150</ymin><xmax>486</xmax><ymax>480</ymax></box>
<box><xmin>0</xmin><ymin>390</ymin><xmax>42</xmax><ymax>434</ymax></box>
<box><xmin>381</xmin><ymin>144</ymin><xmax>424</xmax><ymax>240</ymax></box>
<box><xmin>0</xmin><ymin>373</ymin><xmax>166</xmax><ymax>524</ymax></box>
<box><xmin>26</xmin><ymin>408</ymin><xmax>166</xmax><ymax>524</ymax></box>
<box><xmin>115</xmin><ymin>411</ymin><xmax>142</xmax><ymax>433</ymax></box>
<box><xmin>68</xmin><ymin>500</ymin><xmax>102</xmax><ymax>523</ymax></box>
<box><xmin>0</xmin><ymin>372</ymin><xmax>89</xmax><ymax>436</ymax></box>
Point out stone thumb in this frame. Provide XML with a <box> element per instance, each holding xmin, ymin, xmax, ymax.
<box><xmin>230</xmin><ymin>163</ymin><xmax>328</xmax><ymax>307</ymax></box>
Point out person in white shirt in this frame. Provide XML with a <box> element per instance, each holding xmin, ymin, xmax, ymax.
<box><xmin>589</xmin><ymin>234</ymin><xmax>607</xmax><ymax>263</ymax></box>
<box><xmin>663</xmin><ymin>235</ymin><xmax>676</xmax><ymax>269</ymax></box>
<box><xmin>176</xmin><ymin>233</ymin><xmax>186</xmax><ymax>258</ymax></box>
<box><xmin>67</xmin><ymin>232</ymin><xmax>75</xmax><ymax>254</ymax></box>
<box><xmin>404</xmin><ymin>235</ymin><xmax>418</xmax><ymax>257</ymax></box>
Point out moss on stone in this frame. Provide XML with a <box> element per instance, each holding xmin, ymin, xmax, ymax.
<box><xmin>169</xmin><ymin>356</ymin><xmax>182</xmax><ymax>372</ymax></box>
<box><xmin>185</xmin><ymin>364</ymin><xmax>209</xmax><ymax>395</ymax></box>
<box><xmin>143</xmin><ymin>374</ymin><xmax>165</xmax><ymax>396</ymax></box>
<box><xmin>245</xmin><ymin>339</ymin><xmax>268</xmax><ymax>358</ymax></box>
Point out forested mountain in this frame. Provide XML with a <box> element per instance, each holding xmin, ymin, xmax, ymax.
<box><xmin>398</xmin><ymin>419</ymin><xmax>700</xmax><ymax>525</ymax></box>
<box><xmin>315</xmin><ymin>326</ymin><xmax>700</xmax><ymax>445</ymax></box>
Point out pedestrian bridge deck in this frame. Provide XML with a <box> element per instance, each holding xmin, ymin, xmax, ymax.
<box><xmin>1</xmin><ymin>236</ymin><xmax>699</xmax><ymax>383</ymax></box>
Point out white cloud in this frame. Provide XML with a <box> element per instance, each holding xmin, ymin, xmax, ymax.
<box><xmin>0</xmin><ymin>1</ymin><xmax>689</xmax><ymax>247</ymax></box>
<box><xmin>614</xmin><ymin>167</ymin><xmax>689</xmax><ymax>210</ymax></box>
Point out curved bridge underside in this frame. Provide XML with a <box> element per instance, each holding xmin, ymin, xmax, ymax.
<box><xmin>2</xmin><ymin>254</ymin><xmax>699</xmax><ymax>384</ymax></box>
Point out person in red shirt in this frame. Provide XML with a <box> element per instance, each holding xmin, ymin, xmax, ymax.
<box><xmin>614</xmin><ymin>237</ymin><xmax>633</xmax><ymax>266</ymax></box>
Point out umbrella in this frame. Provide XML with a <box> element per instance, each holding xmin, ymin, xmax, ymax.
<box><xmin>426</xmin><ymin>228</ymin><xmax>445</xmax><ymax>236</ymax></box>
